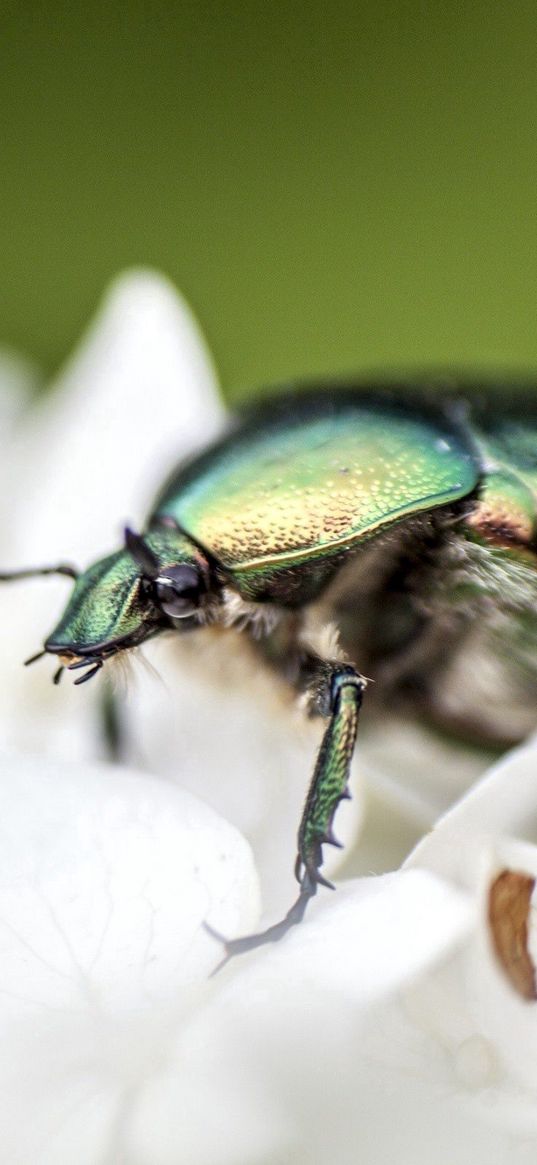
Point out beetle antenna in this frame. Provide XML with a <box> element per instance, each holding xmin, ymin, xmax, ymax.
<box><xmin>53</xmin><ymin>665</ymin><xmax>64</xmax><ymax>685</ymax></box>
<box><xmin>124</xmin><ymin>527</ymin><xmax>160</xmax><ymax>579</ymax></box>
<box><xmin>0</xmin><ymin>564</ymin><xmax>79</xmax><ymax>582</ymax></box>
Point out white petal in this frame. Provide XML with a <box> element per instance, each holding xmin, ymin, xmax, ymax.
<box><xmin>405</xmin><ymin>734</ymin><xmax>537</xmax><ymax>887</ymax></box>
<box><xmin>393</xmin><ymin>741</ymin><xmax>537</xmax><ymax>1133</ymax></box>
<box><xmin>159</xmin><ymin>753</ymin><xmax>537</xmax><ymax>1165</ymax></box>
<box><xmin>0</xmin><ymin>750</ymin><xmax>259</xmax><ymax>1164</ymax></box>
<box><xmin>129</xmin><ymin>864</ymin><xmax>537</xmax><ymax>1165</ymax></box>
<box><xmin>0</xmin><ymin>750</ymin><xmax>259</xmax><ymax>1003</ymax></box>
<box><xmin>360</xmin><ymin>713</ymin><xmax>493</xmax><ymax>833</ymax></box>
<box><xmin>218</xmin><ymin>867</ymin><xmax>472</xmax><ymax>1000</ymax></box>
<box><xmin>5</xmin><ymin>267</ymin><xmax>224</xmax><ymax>563</ymax></box>
<box><xmin>128</xmin><ymin>870</ymin><xmax>472</xmax><ymax>1165</ymax></box>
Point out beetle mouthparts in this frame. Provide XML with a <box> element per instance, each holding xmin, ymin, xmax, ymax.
<box><xmin>24</xmin><ymin>650</ymin><xmax>47</xmax><ymax>667</ymax></box>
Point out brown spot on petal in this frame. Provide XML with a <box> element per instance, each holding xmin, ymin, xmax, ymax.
<box><xmin>488</xmin><ymin>870</ymin><xmax>537</xmax><ymax>1001</ymax></box>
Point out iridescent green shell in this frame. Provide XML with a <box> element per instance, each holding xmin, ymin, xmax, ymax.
<box><xmin>46</xmin><ymin>549</ymin><xmax>143</xmax><ymax>652</ymax></box>
<box><xmin>153</xmin><ymin>391</ymin><xmax>480</xmax><ymax>599</ymax></box>
<box><xmin>46</xmin><ymin>528</ymin><xmax>198</xmax><ymax>653</ymax></box>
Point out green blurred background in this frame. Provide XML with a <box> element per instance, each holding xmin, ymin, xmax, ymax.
<box><xmin>2</xmin><ymin>0</ymin><xmax>537</xmax><ymax>399</ymax></box>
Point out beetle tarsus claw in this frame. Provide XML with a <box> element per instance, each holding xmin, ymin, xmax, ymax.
<box><xmin>204</xmin><ymin>880</ymin><xmax>319</xmax><ymax>973</ymax></box>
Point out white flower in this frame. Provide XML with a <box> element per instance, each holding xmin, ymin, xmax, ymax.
<box><xmin>3</xmin><ymin>743</ymin><xmax>537</xmax><ymax>1164</ymax></box>
<box><xmin>1</xmin><ymin>271</ymin><xmax>537</xmax><ymax>1163</ymax></box>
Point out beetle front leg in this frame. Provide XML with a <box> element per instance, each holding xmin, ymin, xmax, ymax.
<box><xmin>207</xmin><ymin>662</ymin><xmax>365</xmax><ymax>967</ymax></box>
<box><xmin>296</xmin><ymin>663</ymin><xmax>365</xmax><ymax>893</ymax></box>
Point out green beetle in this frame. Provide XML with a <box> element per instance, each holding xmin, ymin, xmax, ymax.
<box><xmin>3</xmin><ymin>382</ymin><xmax>537</xmax><ymax>956</ymax></box>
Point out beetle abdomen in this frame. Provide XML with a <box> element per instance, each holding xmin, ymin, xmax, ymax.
<box><xmin>154</xmin><ymin>392</ymin><xmax>480</xmax><ymax>600</ymax></box>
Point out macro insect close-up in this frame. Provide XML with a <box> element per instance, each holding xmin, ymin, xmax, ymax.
<box><xmin>7</xmin><ymin>5</ymin><xmax>537</xmax><ymax>1158</ymax></box>
<box><xmin>3</xmin><ymin>378</ymin><xmax>537</xmax><ymax>957</ymax></box>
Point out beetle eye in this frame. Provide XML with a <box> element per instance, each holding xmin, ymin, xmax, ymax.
<box><xmin>154</xmin><ymin>565</ymin><xmax>202</xmax><ymax>619</ymax></box>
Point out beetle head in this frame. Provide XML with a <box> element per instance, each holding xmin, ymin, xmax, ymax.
<box><xmin>42</xmin><ymin>526</ymin><xmax>212</xmax><ymax>683</ymax></box>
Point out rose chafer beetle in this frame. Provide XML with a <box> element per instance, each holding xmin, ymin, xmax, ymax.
<box><xmin>3</xmin><ymin>382</ymin><xmax>537</xmax><ymax>956</ymax></box>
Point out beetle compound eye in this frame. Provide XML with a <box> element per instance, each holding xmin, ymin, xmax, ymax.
<box><xmin>156</xmin><ymin>584</ymin><xmax>198</xmax><ymax>617</ymax></box>
<box><xmin>155</xmin><ymin>565</ymin><xmax>202</xmax><ymax>619</ymax></box>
